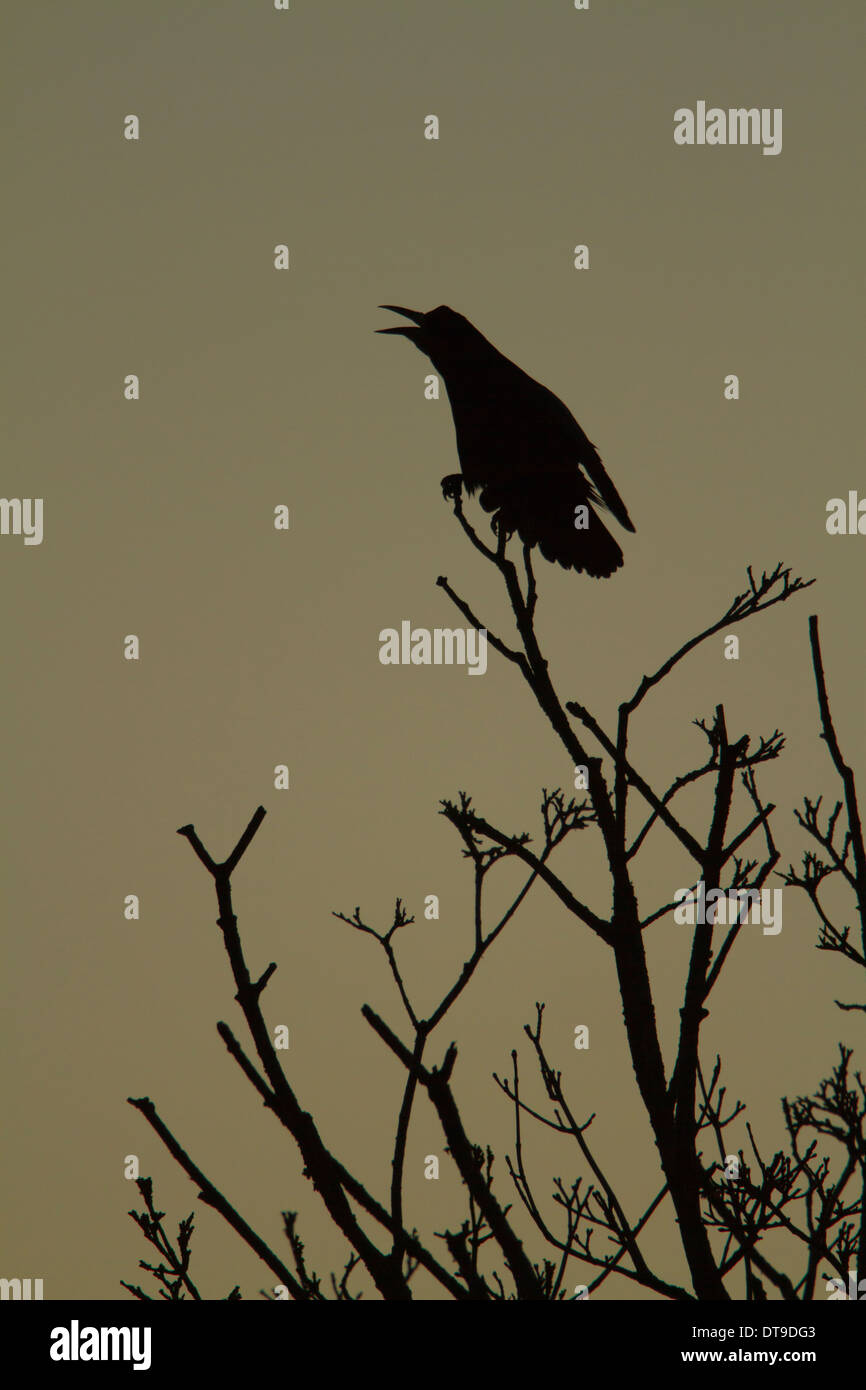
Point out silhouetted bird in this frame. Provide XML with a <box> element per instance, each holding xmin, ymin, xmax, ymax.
<box><xmin>377</xmin><ymin>305</ymin><xmax>635</xmax><ymax>577</ymax></box>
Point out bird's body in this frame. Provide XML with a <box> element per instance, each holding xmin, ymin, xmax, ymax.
<box><xmin>378</xmin><ymin>305</ymin><xmax>634</xmax><ymax>577</ymax></box>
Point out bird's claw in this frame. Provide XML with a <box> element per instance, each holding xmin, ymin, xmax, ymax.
<box><xmin>441</xmin><ymin>474</ymin><xmax>463</xmax><ymax>502</ymax></box>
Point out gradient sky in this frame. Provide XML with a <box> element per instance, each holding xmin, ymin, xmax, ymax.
<box><xmin>3</xmin><ymin>0</ymin><xmax>864</xmax><ymax>1300</ymax></box>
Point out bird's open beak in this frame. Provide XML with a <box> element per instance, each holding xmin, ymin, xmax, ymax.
<box><xmin>376</xmin><ymin>304</ymin><xmax>426</xmax><ymax>337</ymax></box>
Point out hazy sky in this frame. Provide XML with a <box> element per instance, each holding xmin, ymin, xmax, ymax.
<box><xmin>3</xmin><ymin>1</ymin><xmax>863</xmax><ymax>1300</ymax></box>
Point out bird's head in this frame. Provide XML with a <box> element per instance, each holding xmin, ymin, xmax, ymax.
<box><xmin>376</xmin><ymin>305</ymin><xmax>482</xmax><ymax>371</ymax></box>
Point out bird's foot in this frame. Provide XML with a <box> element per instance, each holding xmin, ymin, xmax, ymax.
<box><xmin>441</xmin><ymin>473</ymin><xmax>463</xmax><ymax>501</ymax></box>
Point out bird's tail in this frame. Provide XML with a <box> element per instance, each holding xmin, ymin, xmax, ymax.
<box><xmin>481</xmin><ymin>479</ymin><xmax>624</xmax><ymax>578</ymax></box>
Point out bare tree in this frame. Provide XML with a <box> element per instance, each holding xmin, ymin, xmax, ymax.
<box><xmin>125</xmin><ymin>500</ymin><xmax>863</xmax><ymax>1300</ymax></box>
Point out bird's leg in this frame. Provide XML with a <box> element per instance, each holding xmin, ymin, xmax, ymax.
<box><xmin>440</xmin><ymin>473</ymin><xmax>463</xmax><ymax>501</ymax></box>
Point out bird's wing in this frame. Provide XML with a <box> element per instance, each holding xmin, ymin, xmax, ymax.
<box><xmin>520</xmin><ymin>373</ymin><xmax>636</xmax><ymax>534</ymax></box>
<box><xmin>575</xmin><ymin>437</ymin><xmax>635</xmax><ymax>533</ymax></box>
